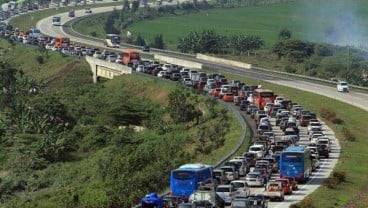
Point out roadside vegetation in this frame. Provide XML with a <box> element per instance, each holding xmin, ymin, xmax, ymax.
<box><xmin>0</xmin><ymin>39</ymin><xmax>243</xmax><ymax>207</ymax></box>
<box><xmin>73</xmin><ymin>0</ymin><xmax>368</xmax><ymax>87</ymax></box>
<box><xmin>212</xmin><ymin>70</ymin><xmax>368</xmax><ymax>207</ymax></box>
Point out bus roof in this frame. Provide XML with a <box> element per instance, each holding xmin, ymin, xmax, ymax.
<box><xmin>284</xmin><ymin>146</ymin><xmax>308</xmax><ymax>152</ymax></box>
<box><xmin>106</xmin><ymin>34</ymin><xmax>119</xmax><ymax>37</ymax></box>
<box><xmin>178</xmin><ymin>163</ymin><xmax>210</xmax><ymax>170</ymax></box>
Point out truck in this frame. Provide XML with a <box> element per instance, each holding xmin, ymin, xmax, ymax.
<box><xmin>189</xmin><ymin>185</ymin><xmax>225</xmax><ymax>208</ymax></box>
<box><xmin>190</xmin><ymin>73</ymin><xmax>200</xmax><ymax>88</ymax></box>
<box><xmin>263</xmin><ymin>181</ymin><xmax>284</xmax><ymax>201</ymax></box>
<box><xmin>337</xmin><ymin>81</ymin><xmax>349</xmax><ymax>92</ymax></box>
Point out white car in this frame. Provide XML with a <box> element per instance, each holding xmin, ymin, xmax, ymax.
<box><xmin>249</xmin><ymin>145</ymin><xmax>265</xmax><ymax>158</ymax></box>
<box><xmin>337</xmin><ymin>81</ymin><xmax>349</xmax><ymax>92</ymax></box>
<box><xmin>230</xmin><ymin>180</ymin><xmax>251</xmax><ymax>197</ymax></box>
<box><xmin>215</xmin><ymin>185</ymin><xmax>237</xmax><ymax>205</ymax></box>
<box><xmin>274</xmin><ymin>96</ymin><xmax>284</xmax><ymax>105</ymax></box>
<box><xmin>45</xmin><ymin>43</ymin><xmax>54</xmax><ymax>50</ymax></box>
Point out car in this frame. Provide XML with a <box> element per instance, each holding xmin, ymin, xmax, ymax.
<box><xmin>215</xmin><ymin>185</ymin><xmax>237</xmax><ymax>205</ymax></box>
<box><xmin>106</xmin><ymin>54</ymin><xmax>117</xmax><ymax>62</ymax></box>
<box><xmin>230</xmin><ymin>197</ymin><xmax>249</xmax><ymax>208</ymax></box>
<box><xmin>337</xmin><ymin>81</ymin><xmax>349</xmax><ymax>92</ymax></box>
<box><xmin>213</xmin><ymin>169</ymin><xmax>228</xmax><ymax>185</ymax></box>
<box><xmin>230</xmin><ymin>180</ymin><xmax>250</xmax><ymax>197</ymax></box>
<box><xmin>245</xmin><ymin>172</ymin><xmax>264</xmax><ymax>187</ymax></box>
<box><xmin>141</xmin><ymin>45</ymin><xmax>150</xmax><ymax>52</ymax></box>
<box><xmin>317</xmin><ymin>137</ymin><xmax>331</xmax><ymax>152</ymax></box>
<box><xmin>317</xmin><ymin>144</ymin><xmax>329</xmax><ymax>158</ymax></box>
<box><xmin>223</xmin><ymin>93</ymin><xmax>235</xmax><ymax>102</ymax></box>
<box><xmin>229</xmin><ymin>159</ymin><xmax>250</xmax><ymax>176</ymax></box>
<box><xmin>263</xmin><ymin>181</ymin><xmax>284</xmax><ymax>201</ymax></box>
<box><xmin>183</xmin><ymin>78</ymin><xmax>193</xmax><ymax>87</ymax></box>
<box><xmin>85</xmin><ymin>7</ymin><xmax>92</xmax><ymax>13</ymax></box>
<box><xmin>275</xmin><ymin>178</ymin><xmax>293</xmax><ymax>195</ymax></box>
<box><xmin>249</xmin><ymin>145</ymin><xmax>265</xmax><ymax>159</ymax></box>
<box><xmin>221</xmin><ymin>165</ymin><xmax>239</xmax><ymax>181</ymax></box>
<box><xmin>68</xmin><ymin>10</ymin><xmax>75</xmax><ymax>17</ymax></box>
<box><xmin>247</xmin><ymin>194</ymin><xmax>268</xmax><ymax>208</ymax></box>
<box><xmin>211</xmin><ymin>88</ymin><xmax>221</xmax><ymax>97</ymax></box>
<box><xmin>243</xmin><ymin>152</ymin><xmax>257</xmax><ymax>167</ymax></box>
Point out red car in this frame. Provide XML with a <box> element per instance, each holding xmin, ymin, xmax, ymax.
<box><xmin>282</xmin><ymin>177</ymin><xmax>298</xmax><ymax>190</ymax></box>
<box><xmin>222</xmin><ymin>93</ymin><xmax>234</xmax><ymax>102</ymax></box>
<box><xmin>275</xmin><ymin>178</ymin><xmax>293</xmax><ymax>195</ymax></box>
<box><xmin>211</xmin><ymin>88</ymin><xmax>221</xmax><ymax>97</ymax></box>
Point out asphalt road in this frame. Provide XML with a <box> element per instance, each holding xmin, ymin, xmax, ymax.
<box><xmin>37</xmin><ymin>5</ymin><xmax>368</xmax><ymax>112</ymax></box>
<box><xmin>33</xmin><ymin>6</ymin><xmax>352</xmax><ymax>207</ymax></box>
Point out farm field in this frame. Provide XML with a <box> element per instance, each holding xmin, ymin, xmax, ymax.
<box><xmin>73</xmin><ymin>0</ymin><xmax>368</xmax><ymax>48</ymax></box>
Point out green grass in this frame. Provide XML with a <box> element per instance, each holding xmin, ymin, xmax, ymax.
<box><xmin>73</xmin><ymin>0</ymin><xmax>368</xmax><ymax>49</ymax></box>
<box><xmin>8</xmin><ymin>2</ymin><xmax>122</xmax><ymax>31</ymax></box>
<box><xmin>205</xmin><ymin>69</ymin><xmax>368</xmax><ymax>207</ymax></box>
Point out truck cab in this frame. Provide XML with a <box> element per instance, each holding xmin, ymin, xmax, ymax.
<box><xmin>337</xmin><ymin>81</ymin><xmax>349</xmax><ymax>92</ymax></box>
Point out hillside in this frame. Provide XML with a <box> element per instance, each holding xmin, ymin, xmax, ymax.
<box><xmin>0</xmin><ymin>39</ymin><xmax>242</xmax><ymax>207</ymax></box>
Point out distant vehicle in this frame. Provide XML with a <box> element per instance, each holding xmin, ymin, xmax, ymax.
<box><xmin>54</xmin><ymin>36</ymin><xmax>70</xmax><ymax>48</ymax></box>
<box><xmin>215</xmin><ymin>185</ymin><xmax>237</xmax><ymax>205</ymax></box>
<box><xmin>105</xmin><ymin>34</ymin><xmax>120</xmax><ymax>48</ymax></box>
<box><xmin>52</xmin><ymin>16</ymin><xmax>61</xmax><ymax>26</ymax></box>
<box><xmin>85</xmin><ymin>7</ymin><xmax>92</xmax><ymax>13</ymax></box>
<box><xmin>170</xmin><ymin>163</ymin><xmax>213</xmax><ymax>200</ymax></box>
<box><xmin>122</xmin><ymin>49</ymin><xmax>141</xmax><ymax>65</ymax></box>
<box><xmin>28</xmin><ymin>28</ymin><xmax>41</xmax><ymax>38</ymax></box>
<box><xmin>141</xmin><ymin>192</ymin><xmax>164</xmax><ymax>208</ymax></box>
<box><xmin>142</xmin><ymin>45</ymin><xmax>150</xmax><ymax>52</ymax></box>
<box><xmin>189</xmin><ymin>184</ymin><xmax>225</xmax><ymax>208</ymax></box>
<box><xmin>337</xmin><ymin>81</ymin><xmax>349</xmax><ymax>92</ymax></box>
<box><xmin>252</xmin><ymin>88</ymin><xmax>275</xmax><ymax>110</ymax></box>
<box><xmin>279</xmin><ymin>146</ymin><xmax>312</xmax><ymax>183</ymax></box>
<box><xmin>263</xmin><ymin>181</ymin><xmax>284</xmax><ymax>201</ymax></box>
<box><xmin>68</xmin><ymin>10</ymin><xmax>75</xmax><ymax>17</ymax></box>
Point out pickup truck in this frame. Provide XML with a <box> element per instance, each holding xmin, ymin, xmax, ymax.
<box><xmin>263</xmin><ymin>181</ymin><xmax>284</xmax><ymax>201</ymax></box>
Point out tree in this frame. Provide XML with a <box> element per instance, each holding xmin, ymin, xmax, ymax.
<box><xmin>151</xmin><ymin>34</ymin><xmax>165</xmax><ymax>49</ymax></box>
<box><xmin>272</xmin><ymin>40</ymin><xmax>314</xmax><ymax>63</ymax></box>
<box><xmin>134</xmin><ymin>34</ymin><xmax>146</xmax><ymax>46</ymax></box>
<box><xmin>278</xmin><ymin>28</ymin><xmax>292</xmax><ymax>40</ymax></box>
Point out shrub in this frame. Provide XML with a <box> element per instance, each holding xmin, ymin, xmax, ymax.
<box><xmin>330</xmin><ymin>116</ymin><xmax>343</xmax><ymax>124</ymax></box>
<box><xmin>320</xmin><ymin>107</ymin><xmax>336</xmax><ymax>120</ymax></box>
<box><xmin>342</xmin><ymin>127</ymin><xmax>355</xmax><ymax>141</ymax></box>
<box><xmin>35</xmin><ymin>55</ymin><xmax>44</xmax><ymax>64</ymax></box>
<box><xmin>90</xmin><ymin>31</ymin><xmax>97</xmax><ymax>37</ymax></box>
<box><xmin>333</xmin><ymin>171</ymin><xmax>346</xmax><ymax>182</ymax></box>
<box><xmin>323</xmin><ymin>177</ymin><xmax>338</xmax><ymax>189</ymax></box>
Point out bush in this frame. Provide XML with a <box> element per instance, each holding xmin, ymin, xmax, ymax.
<box><xmin>290</xmin><ymin>197</ymin><xmax>315</xmax><ymax>208</ymax></box>
<box><xmin>90</xmin><ymin>31</ymin><xmax>97</xmax><ymax>37</ymax></box>
<box><xmin>333</xmin><ymin>171</ymin><xmax>346</xmax><ymax>182</ymax></box>
<box><xmin>35</xmin><ymin>55</ymin><xmax>44</xmax><ymax>64</ymax></box>
<box><xmin>320</xmin><ymin>107</ymin><xmax>336</xmax><ymax>120</ymax></box>
<box><xmin>342</xmin><ymin>127</ymin><xmax>355</xmax><ymax>141</ymax></box>
<box><xmin>323</xmin><ymin>177</ymin><xmax>338</xmax><ymax>189</ymax></box>
<box><xmin>330</xmin><ymin>116</ymin><xmax>343</xmax><ymax>124</ymax></box>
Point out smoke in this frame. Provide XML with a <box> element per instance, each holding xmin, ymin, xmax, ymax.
<box><xmin>294</xmin><ymin>0</ymin><xmax>368</xmax><ymax>47</ymax></box>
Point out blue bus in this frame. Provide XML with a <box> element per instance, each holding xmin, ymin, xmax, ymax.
<box><xmin>279</xmin><ymin>146</ymin><xmax>312</xmax><ymax>183</ymax></box>
<box><xmin>170</xmin><ymin>163</ymin><xmax>213</xmax><ymax>200</ymax></box>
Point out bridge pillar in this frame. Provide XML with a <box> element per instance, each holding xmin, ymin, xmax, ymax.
<box><xmin>85</xmin><ymin>56</ymin><xmax>98</xmax><ymax>83</ymax></box>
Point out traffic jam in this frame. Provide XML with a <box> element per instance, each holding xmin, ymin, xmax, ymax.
<box><xmin>0</xmin><ymin>16</ymin><xmax>337</xmax><ymax>208</ymax></box>
<box><xmin>134</xmin><ymin>62</ymin><xmax>337</xmax><ymax>208</ymax></box>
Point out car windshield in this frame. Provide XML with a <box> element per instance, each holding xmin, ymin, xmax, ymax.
<box><xmin>247</xmin><ymin>173</ymin><xmax>259</xmax><ymax>178</ymax></box>
<box><xmin>213</xmin><ymin>171</ymin><xmax>223</xmax><ymax>177</ymax></box>
<box><xmin>250</xmin><ymin>147</ymin><xmax>261</xmax><ymax>151</ymax></box>
<box><xmin>231</xmin><ymin>182</ymin><xmax>245</xmax><ymax>188</ymax></box>
<box><xmin>216</xmin><ymin>187</ymin><xmax>230</xmax><ymax>192</ymax></box>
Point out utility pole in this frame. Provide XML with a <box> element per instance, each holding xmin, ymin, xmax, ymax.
<box><xmin>346</xmin><ymin>45</ymin><xmax>351</xmax><ymax>80</ymax></box>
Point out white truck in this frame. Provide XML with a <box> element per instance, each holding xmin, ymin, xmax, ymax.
<box><xmin>189</xmin><ymin>185</ymin><xmax>225</xmax><ymax>208</ymax></box>
<box><xmin>337</xmin><ymin>81</ymin><xmax>349</xmax><ymax>92</ymax></box>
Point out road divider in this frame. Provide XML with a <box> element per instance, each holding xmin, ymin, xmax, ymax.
<box><xmin>196</xmin><ymin>53</ymin><xmax>252</xmax><ymax>69</ymax></box>
<box><xmin>154</xmin><ymin>53</ymin><xmax>203</xmax><ymax>69</ymax></box>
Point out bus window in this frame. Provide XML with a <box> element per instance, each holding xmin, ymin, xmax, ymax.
<box><xmin>281</xmin><ymin>152</ymin><xmax>303</xmax><ymax>162</ymax></box>
<box><xmin>173</xmin><ymin>171</ymin><xmax>194</xmax><ymax>180</ymax></box>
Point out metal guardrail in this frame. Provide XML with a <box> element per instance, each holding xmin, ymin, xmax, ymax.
<box><xmin>251</xmin><ymin>66</ymin><xmax>368</xmax><ymax>91</ymax></box>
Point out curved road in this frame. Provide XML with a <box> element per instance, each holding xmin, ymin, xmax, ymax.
<box><xmin>34</xmin><ymin>6</ymin><xmax>367</xmax><ymax>208</ymax></box>
<box><xmin>36</xmin><ymin>6</ymin><xmax>368</xmax><ymax>112</ymax></box>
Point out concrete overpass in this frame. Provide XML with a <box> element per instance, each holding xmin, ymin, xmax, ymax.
<box><xmin>85</xmin><ymin>56</ymin><xmax>132</xmax><ymax>83</ymax></box>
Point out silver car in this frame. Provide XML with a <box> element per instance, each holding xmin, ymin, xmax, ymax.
<box><xmin>215</xmin><ymin>185</ymin><xmax>237</xmax><ymax>205</ymax></box>
<box><xmin>245</xmin><ymin>172</ymin><xmax>264</xmax><ymax>187</ymax></box>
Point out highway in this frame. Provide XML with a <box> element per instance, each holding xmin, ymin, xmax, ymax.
<box><xmin>36</xmin><ymin>5</ymin><xmax>368</xmax><ymax>113</ymax></box>
<box><xmin>31</xmin><ymin>5</ymin><xmax>365</xmax><ymax>208</ymax></box>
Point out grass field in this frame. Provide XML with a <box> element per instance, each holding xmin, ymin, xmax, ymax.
<box><xmin>73</xmin><ymin>0</ymin><xmax>368</xmax><ymax>49</ymax></box>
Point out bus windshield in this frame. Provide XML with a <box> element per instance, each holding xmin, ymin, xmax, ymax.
<box><xmin>173</xmin><ymin>171</ymin><xmax>194</xmax><ymax>180</ymax></box>
<box><xmin>260</xmin><ymin>92</ymin><xmax>274</xmax><ymax>97</ymax></box>
<box><xmin>281</xmin><ymin>152</ymin><xmax>303</xmax><ymax>162</ymax></box>
<box><xmin>62</xmin><ymin>38</ymin><xmax>70</xmax><ymax>43</ymax></box>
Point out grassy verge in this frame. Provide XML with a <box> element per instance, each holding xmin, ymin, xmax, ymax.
<box><xmin>8</xmin><ymin>2</ymin><xmax>122</xmax><ymax>31</ymax></box>
<box><xmin>206</xmin><ymin>69</ymin><xmax>368</xmax><ymax>207</ymax></box>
